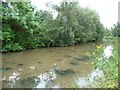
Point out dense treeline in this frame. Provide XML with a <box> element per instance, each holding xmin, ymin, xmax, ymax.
<box><xmin>104</xmin><ymin>23</ymin><xmax>120</xmax><ymax>38</ymax></box>
<box><xmin>111</xmin><ymin>23</ymin><xmax>120</xmax><ymax>37</ymax></box>
<box><xmin>1</xmin><ymin>1</ymin><xmax>105</xmax><ymax>52</ymax></box>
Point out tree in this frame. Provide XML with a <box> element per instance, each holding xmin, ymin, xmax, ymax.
<box><xmin>1</xmin><ymin>1</ymin><xmax>105</xmax><ymax>52</ymax></box>
<box><xmin>111</xmin><ymin>23</ymin><xmax>120</xmax><ymax>37</ymax></box>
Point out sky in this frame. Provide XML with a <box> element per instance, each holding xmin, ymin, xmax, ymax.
<box><xmin>31</xmin><ymin>0</ymin><xmax>119</xmax><ymax>29</ymax></box>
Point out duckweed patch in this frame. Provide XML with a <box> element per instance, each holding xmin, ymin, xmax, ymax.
<box><xmin>20</xmin><ymin>76</ymin><xmax>39</xmax><ymax>88</ymax></box>
<box><xmin>54</xmin><ymin>68</ymin><xmax>75</xmax><ymax>75</ymax></box>
<box><xmin>69</xmin><ymin>60</ymin><xmax>78</xmax><ymax>65</ymax></box>
<box><xmin>63</xmin><ymin>55</ymin><xmax>72</xmax><ymax>57</ymax></box>
<box><xmin>38</xmin><ymin>62</ymin><xmax>42</xmax><ymax>64</ymax></box>
<box><xmin>73</xmin><ymin>55</ymin><xmax>95</xmax><ymax>61</ymax></box>
<box><xmin>57</xmin><ymin>59</ymin><xmax>62</xmax><ymax>62</ymax></box>
<box><xmin>4</xmin><ymin>62</ymin><xmax>15</xmax><ymax>64</ymax></box>
<box><xmin>1</xmin><ymin>67</ymin><xmax>12</xmax><ymax>71</ymax></box>
<box><xmin>69</xmin><ymin>55</ymin><xmax>95</xmax><ymax>65</ymax></box>
<box><xmin>48</xmin><ymin>50</ymin><xmax>53</xmax><ymax>52</ymax></box>
<box><xmin>4</xmin><ymin>62</ymin><xmax>9</xmax><ymax>63</ymax></box>
<box><xmin>17</xmin><ymin>64</ymin><xmax>24</xmax><ymax>66</ymax></box>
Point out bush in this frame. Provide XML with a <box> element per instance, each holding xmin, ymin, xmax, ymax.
<box><xmin>93</xmin><ymin>41</ymin><xmax>118</xmax><ymax>88</ymax></box>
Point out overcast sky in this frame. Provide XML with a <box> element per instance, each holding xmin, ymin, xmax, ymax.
<box><xmin>31</xmin><ymin>0</ymin><xmax>119</xmax><ymax>29</ymax></box>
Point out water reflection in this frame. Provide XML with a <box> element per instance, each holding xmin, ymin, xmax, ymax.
<box><xmin>89</xmin><ymin>68</ymin><xmax>104</xmax><ymax>82</ymax></box>
<box><xmin>30</xmin><ymin>66</ymin><xmax>36</xmax><ymax>69</ymax></box>
<box><xmin>76</xmin><ymin>45</ymin><xmax>113</xmax><ymax>88</ymax></box>
<box><xmin>35</xmin><ymin>69</ymin><xmax>56</xmax><ymax>88</ymax></box>
<box><xmin>103</xmin><ymin>45</ymin><xmax>113</xmax><ymax>58</ymax></box>
<box><xmin>1</xmin><ymin>76</ymin><xmax>6</xmax><ymax>81</ymax></box>
<box><xmin>8</xmin><ymin>70</ymin><xmax>21</xmax><ymax>88</ymax></box>
<box><xmin>76</xmin><ymin>77</ymin><xmax>90</xmax><ymax>88</ymax></box>
<box><xmin>76</xmin><ymin>68</ymin><xmax>104</xmax><ymax>88</ymax></box>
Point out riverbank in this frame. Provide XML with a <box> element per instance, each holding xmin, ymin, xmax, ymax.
<box><xmin>91</xmin><ymin>37</ymin><xmax>118</xmax><ymax>88</ymax></box>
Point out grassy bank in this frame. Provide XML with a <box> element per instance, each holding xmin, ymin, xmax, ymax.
<box><xmin>92</xmin><ymin>37</ymin><xmax>118</xmax><ymax>88</ymax></box>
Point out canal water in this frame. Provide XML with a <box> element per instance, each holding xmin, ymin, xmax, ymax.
<box><xmin>1</xmin><ymin>41</ymin><xmax>112</xmax><ymax>88</ymax></box>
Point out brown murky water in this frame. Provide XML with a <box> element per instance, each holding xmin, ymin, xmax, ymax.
<box><xmin>1</xmin><ymin>42</ymin><xmax>110</xmax><ymax>88</ymax></box>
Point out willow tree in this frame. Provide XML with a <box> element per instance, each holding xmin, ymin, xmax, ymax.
<box><xmin>51</xmin><ymin>1</ymin><xmax>104</xmax><ymax>44</ymax></box>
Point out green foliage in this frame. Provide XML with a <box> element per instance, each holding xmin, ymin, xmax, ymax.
<box><xmin>52</xmin><ymin>2</ymin><xmax>104</xmax><ymax>43</ymax></box>
<box><xmin>111</xmin><ymin>23</ymin><xmax>120</xmax><ymax>37</ymax></box>
<box><xmin>1</xmin><ymin>1</ymin><xmax>105</xmax><ymax>52</ymax></box>
<box><xmin>2</xmin><ymin>43</ymin><xmax>23</xmax><ymax>52</ymax></box>
<box><xmin>93</xmin><ymin>40</ymin><xmax>118</xmax><ymax>88</ymax></box>
<box><xmin>104</xmin><ymin>28</ymin><xmax>112</xmax><ymax>36</ymax></box>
